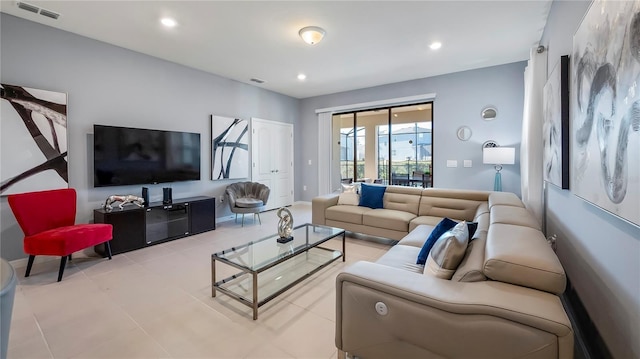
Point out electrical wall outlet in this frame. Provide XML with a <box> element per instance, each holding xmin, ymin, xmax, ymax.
<box><xmin>446</xmin><ymin>160</ymin><xmax>458</xmax><ymax>168</ymax></box>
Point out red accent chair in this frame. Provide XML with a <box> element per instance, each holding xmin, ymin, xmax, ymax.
<box><xmin>8</xmin><ymin>188</ymin><xmax>113</xmax><ymax>282</ymax></box>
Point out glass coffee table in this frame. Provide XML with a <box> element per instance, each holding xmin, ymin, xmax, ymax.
<box><xmin>211</xmin><ymin>223</ymin><xmax>345</xmax><ymax>319</ymax></box>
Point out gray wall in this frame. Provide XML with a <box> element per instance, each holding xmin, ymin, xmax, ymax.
<box><xmin>0</xmin><ymin>14</ymin><xmax>299</xmax><ymax>261</ymax></box>
<box><xmin>540</xmin><ymin>1</ymin><xmax>640</xmax><ymax>357</ymax></box>
<box><xmin>297</xmin><ymin>62</ymin><xmax>526</xmax><ymax>201</ymax></box>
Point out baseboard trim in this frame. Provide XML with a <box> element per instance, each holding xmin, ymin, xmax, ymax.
<box><xmin>561</xmin><ymin>277</ymin><xmax>612</xmax><ymax>359</ymax></box>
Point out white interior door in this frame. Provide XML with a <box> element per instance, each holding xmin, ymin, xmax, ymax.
<box><xmin>251</xmin><ymin>118</ymin><xmax>294</xmax><ymax>210</ymax></box>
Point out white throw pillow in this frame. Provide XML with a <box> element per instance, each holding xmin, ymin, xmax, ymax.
<box><xmin>338</xmin><ymin>192</ymin><xmax>360</xmax><ymax>206</ymax></box>
<box><xmin>341</xmin><ymin>183</ymin><xmax>361</xmax><ymax>194</ymax></box>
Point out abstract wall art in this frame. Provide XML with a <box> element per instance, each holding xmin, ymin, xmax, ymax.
<box><xmin>1</xmin><ymin>84</ymin><xmax>68</xmax><ymax>195</ymax></box>
<box><xmin>211</xmin><ymin>115</ymin><xmax>249</xmax><ymax>180</ymax></box>
<box><xmin>543</xmin><ymin>55</ymin><xmax>570</xmax><ymax>189</ymax></box>
<box><xmin>571</xmin><ymin>0</ymin><xmax>640</xmax><ymax>226</ymax></box>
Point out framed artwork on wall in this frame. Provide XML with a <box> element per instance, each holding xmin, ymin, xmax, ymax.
<box><xmin>0</xmin><ymin>84</ymin><xmax>68</xmax><ymax>196</ymax></box>
<box><xmin>543</xmin><ymin>55</ymin><xmax>570</xmax><ymax>189</ymax></box>
<box><xmin>210</xmin><ymin>115</ymin><xmax>249</xmax><ymax>180</ymax></box>
<box><xmin>571</xmin><ymin>0</ymin><xmax>640</xmax><ymax>226</ymax></box>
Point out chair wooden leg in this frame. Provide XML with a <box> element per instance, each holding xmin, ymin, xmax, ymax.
<box><xmin>257</xmin><ymin>213</ymin><xmax>262</xmax><ymax>225</ymax></box>
<box><xmin>25</xmin><ymin>255</ymin><xmax>35</xmax><ymax>277</ymax></box>
<box><xmin>105</xmin><ymin>241</ymin><xmax>113</xmax><ymax>260</ymax></box>
<box><xmin>57</xmin><ymin>256</ymin><xmax>68</xmax><ymax>282</ymax></box>
<box><xmin>68</xmin><ymin>254</ymin><xmax>72</xmax><ymax>261</ymax></box>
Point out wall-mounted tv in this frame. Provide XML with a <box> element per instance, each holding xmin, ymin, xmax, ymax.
<box><xmin>94</xmin><ymin>124</ymin><xmax>201</xmax><ymax>187</ymax></box>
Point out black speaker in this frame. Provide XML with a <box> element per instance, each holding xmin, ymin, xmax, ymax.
<box><xmin>162</xmin><ymin>187</ymin><xmax>172</xmax><ymax>205</ymax></box>
<box><xmin>142</xmin><ymin>187</ymin><xmax>149</xmax><ymax>207</ymax></box>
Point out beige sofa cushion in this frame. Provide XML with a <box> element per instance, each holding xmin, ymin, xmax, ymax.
<box><xmin>363</xmin><ymin>209</ymin><xmax>416</xmax><ymax>232</ymax></box>
<box><xmin>491</xmin><ymin>206</ymin><xmax>541</xmax><ymax>230</ymax></box>
<box><xmin>326</xmin><ymin>205</ymin><xmax>371</xmax><ymax>225</ymax></box>
<box><xmin>418</xmin><ymin>197</ymin><xmax>480</xmax><ymax>221</ymax></box>
<box><xmin>475</xmin><ymin>202</ymin><xmax>490</xmax><ymax>217</ymax></box>
<box><xmin>397</xmin><ymin>224</ymin><xmax>434</xmax><ymax>248</ymax></box>
<box><xmin>375</xmin><ymin>245</ymin><xmax>424</xmax><ymax>273</ymax></box>
<box><xmin>409</xmin><ymin>215</ymin><xmax>446</xmax><ymax>231</ymax></box>
<box><xmin>488</xmin><ymin>192</ymin><xmax>525</xmax><ymax>209</ymax></box>
<box><xmin>484</xmin><ymin>223</ymin><xmax>566</xmax><ymax>295</ymax></box>
<box><xmin>424</xmin><ymin>221</ymin><xmax>469</xmax><ymax>279</ymax></box>
<box><xmin>383</xmin><ymin>188</ymin><xmax>422</xmax><ymax>215</ymax></box>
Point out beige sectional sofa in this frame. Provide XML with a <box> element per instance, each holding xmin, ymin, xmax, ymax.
<box><xmin>312</xmin><ymin>187</ymin><xmax>573</xmax><ymax>359</ymax></box>
<box><xmin>312</xmin><ymin>186</ymin><xmax>491</xmax><ymax>240</ymax></box>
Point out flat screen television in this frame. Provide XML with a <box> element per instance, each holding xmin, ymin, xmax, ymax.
<box><xmin>94</xmin><ymin>124</ymin><xmax>201</xmax><ymax>187</ymax></box>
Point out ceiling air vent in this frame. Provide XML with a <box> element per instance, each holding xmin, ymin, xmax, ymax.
<box><xmin>17</xmin><ymin>1</ymin><xmax>38</xmax><ymax>13</ymax></box>
<box><xmin>16</xmin><ymin>1</ymin><xmax>61</xmax><ymax>20</ymax></box>
<box><xmin>39</xmin><ymin>9</ymin><xmax>60</xmax><ymax>20</ymax></box>
<box><xmin>250</xmin><ymin>78</ymin><xmax>266</xmax><ymax>84</ymax></box>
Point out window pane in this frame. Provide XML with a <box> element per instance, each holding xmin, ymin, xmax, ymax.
<box><xmin>390</xmin><ymin>104</ymin><xmax>432</xmax><ymax>186</ymax></box>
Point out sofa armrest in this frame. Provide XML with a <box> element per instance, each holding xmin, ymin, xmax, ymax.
<box><xmin>336</xmin><ymin>261</ymin><xmax>573</xmax><ymax>359</ymax></box>
<box><xmin>312</xmin><ymin>193</ymin><xmax>340</xmax><ymax>225</ymax></box>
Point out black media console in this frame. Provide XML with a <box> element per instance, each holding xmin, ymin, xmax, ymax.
<box><xmin>94</xmin><ymin>196</ymin><xmax>216</xmax><ymax>256</ymax></box>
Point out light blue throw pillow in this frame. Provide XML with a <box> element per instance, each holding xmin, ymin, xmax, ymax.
<box><xmin>416</xmin><ymin>218</ymin><xmax>458</xmax><ymax>265</ymax></box>
<box><xmin>358</xmin><ymin>183</ymin><xmax>386</xmax><ymax>209</ymax></box>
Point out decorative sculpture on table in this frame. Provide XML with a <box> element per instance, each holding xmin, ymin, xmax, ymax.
<box><xmin>277</xmin><ymin>207</ymin><xmax>293</xmax><ymax>243</ymax></box>
<box><xmin>102</xmin><ymin>195</ymin><xmax>145</xmax><ymax>212</ymax></box>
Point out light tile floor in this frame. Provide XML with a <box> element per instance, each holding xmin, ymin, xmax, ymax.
<box><xmin>6</xmin><ymin>202</ymin><xmax>393</xmax><ymax>359</ymax></box>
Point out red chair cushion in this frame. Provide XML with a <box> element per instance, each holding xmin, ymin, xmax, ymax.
<box><xmin>8</xmin><ymin>188</ymin><xmax>77</xmax><ymax>237</ymax></box>
<box><xmin>23</xmin><ymin>224</ymin><xmax>113</xmax><ymax>256</ymax></box>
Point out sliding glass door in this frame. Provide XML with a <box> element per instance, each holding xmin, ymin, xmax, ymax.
<box><xmin>332</xmin><ymin>103</ymin><xmax>433</xmax><ymax>188</ymax></box>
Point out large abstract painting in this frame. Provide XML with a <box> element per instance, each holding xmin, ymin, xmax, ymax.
<box><xmin>571</xmin><ymin>0</ymin><xmax>640</xmax><ymax>226</ymax></box>
<box><xmin>211</xmin><ymin>115</ymin><xmax>249</xmax><ymax>180</ymax></box>
<box><xmin>543</xmin><ymin>55</ymin><xmax>570</xmax><ymax>189</ymax></box>
<box><xmin>1</xmin><ymin>84</ymin><xmax>68</xmax><ymax>196</ymax></box>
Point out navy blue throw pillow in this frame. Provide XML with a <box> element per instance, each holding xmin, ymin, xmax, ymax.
<box><xmin>358</xmin><ymin>183</ymin><xmax>386</xmax><ymax>209</ymax></box>
<box><xmin>467</xmin><ymin>222</ymin><xmax>479</xmax><ymax>240</ymax></box>
<box><xmin>416</xmin><ymin>218</ymin><xmax>458</xmax><ymax>265</ymax></box>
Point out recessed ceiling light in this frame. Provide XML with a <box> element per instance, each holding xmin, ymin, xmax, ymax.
<box><xmin>161</xmin><ymin>18</ymin><xmax>177</xmax><ymax>27</ymax></box>
<box><xmin>297</xmin><ymin>74</ymin><xmax>307</xmax><ymax>80</ymax></box>
<box><xmin>429</xmin><ymin>42</ymin><xmax>442</xmax><ymax>50</ymax></box>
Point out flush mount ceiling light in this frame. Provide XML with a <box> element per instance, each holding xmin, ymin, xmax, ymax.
<box><xmin>429</xmin><ymin>42</ymin><xmax>442</xmax><ymax>50</ymax></box>
<box><xmin>299</xmin><ymin>26</ymin><xmax>325</xmax><ymax>45</ymax></box>
<box><xmin>297</xmin><ymin>74</ymin><xmax>307</xmax><ymax>80</ymax></box>
<box><xmin>161</xmin><ymin>17</ymin><xmax>177</xmax><ymax>27</ymax></box>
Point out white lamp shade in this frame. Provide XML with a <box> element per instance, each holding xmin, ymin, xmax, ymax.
<box><xmin>299</xmin><ymin>26</ymin><xmax>325</xmax><ymax>45</ymax></box>
<box><xmin>483</xmin><ymin>147</ymin><xmax>515</xmax><ymax>165</ymax></box>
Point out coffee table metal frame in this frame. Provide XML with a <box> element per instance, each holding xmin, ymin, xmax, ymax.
<box><xmin>211</xmin><ymin>223</ymin><xmax>345</xmax><ymax>319</ymax></box>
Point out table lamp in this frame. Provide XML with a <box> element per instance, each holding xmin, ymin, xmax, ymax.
<box><xmin>483</xmin><ymin>147</ymin><xmax>515</xmax><ymax>191</ymax></box>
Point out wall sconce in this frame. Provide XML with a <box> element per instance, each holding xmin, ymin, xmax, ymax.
<box><xmin>299</xmin><ymin>26</ymin><xmax>325</xmax><ymax>45</ymax></box>
<box><xmin>483</xmin><ymin>147</ymin><xmax>515</xmax><ymax>191</ymax></box>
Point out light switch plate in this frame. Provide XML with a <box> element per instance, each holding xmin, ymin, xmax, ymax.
<box><xmin>464</xmin><ymin>160</ymin><xmax>472</xmax><ymax>168</ymax></box>
<box><xmin>446</xmin><ymin>160</ymin><xmax>458</xmax><ymax>168</ymax></box>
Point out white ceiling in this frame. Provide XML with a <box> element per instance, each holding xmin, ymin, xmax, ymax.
<box><xmin>0</xmin><ymin>1</ymin><xmax>552</xmax><ymax>99</ymax></box>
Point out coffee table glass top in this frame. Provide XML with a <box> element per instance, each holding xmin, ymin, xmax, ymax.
<box><xmin>213</xmin><ymin>223</ymin><xmax>344</xmax><ymax>271</ymax></box>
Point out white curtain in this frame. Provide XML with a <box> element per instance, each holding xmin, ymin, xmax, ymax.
<box><xmin>317</xmin><ymin>111</ymin><xmax>333</xmax><ymax>195</ymax></box>
<box><xmin>521</xmin><ymin>47</ymin><xmax>547</xmax><ymax>225</ymax></box>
